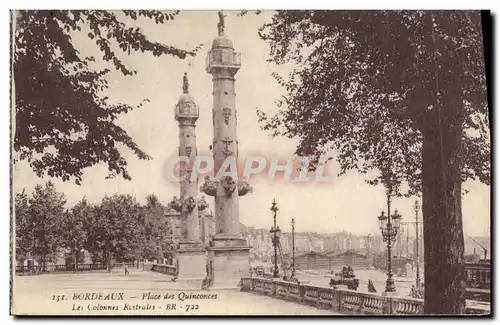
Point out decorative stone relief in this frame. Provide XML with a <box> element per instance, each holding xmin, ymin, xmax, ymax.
<box><xmin>185</xmin><ymin>146</ymin><xmax>193</xmax><ymax>158</ymax></box>
<box><xmin>180</xmin><ymin>104</ymin><xmax>187</xmax><ymax>115</ymax></box>
<box><xmin>221</xmin><ymin>176</ymin><xmax>236</xmax><ymax>196</ymax></box>
<box><xmin>222</xmin><ymin>136</ymin><xmax>233</xmax><ymax>157</ymax></box>
<box><xmin>222</xmin><ymin>107</ymin><xmax>231</xmax><ymax>125</ymax></box>
<box><xmin>183</xmin><ymin>169</ymin><xmax>197</xmax><ymax>184</ymax></box>
<box><xmin>184</xmin><ymin>196</ymin><xmax>196</xmax><ymax>213</ymax></box>
<box><xmin>197</xmin><ymin>196</ymin><xmax>209</xmax><ymax>211</ymax></box>
<box><xmin>189</xmin><ymin>103</ymin><xmax>197</xmax><ymax>115</ymax></box>
<box><xmin>238</xmin><ymin>179</ymin><xmax>253</xmax><ymax>196</ymax></box>
<box><xmin>168</xmin><ymin>196</ymin><xmax>183</xmax><ymax>212</ymax></box>
<box><xmin>200</xmin><ymin>176</ymin><xmax>218</xmax><ymax>197</ymax></box>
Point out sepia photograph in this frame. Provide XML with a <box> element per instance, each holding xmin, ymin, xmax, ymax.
<box><xmin>9</xmin><ymin>8</ymin><xmax>492</xmax><ymax>317</ymax></box>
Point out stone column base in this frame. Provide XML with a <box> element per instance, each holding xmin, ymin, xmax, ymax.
<box><xmin>175</xmin><ymin>240</ymin><xmax>207</xmax><ymax>288</ymax></box>
<box><xmin>207</xmin><ymin>234</ymin><xmax>251</xmax><ymax>289</ymax></box>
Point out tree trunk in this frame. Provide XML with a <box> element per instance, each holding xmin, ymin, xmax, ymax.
<box><xmin>420</xmin><ymin>11</ymin><xmax>471</xmax><ymax>315</ymax></box>
<box><xmin>105</xmin><ymin>246</ymin><xmax>111</xmax><ymax>273</ymax></box>
<box><xmin>421</xmin><ymin>87</ymin><xmax>466</xmax><ymax>314</ymax></box>
<box><xmin>74</xmin><ymin>247</ymin><xmax>78</xmax><ymax>273</ymax></box>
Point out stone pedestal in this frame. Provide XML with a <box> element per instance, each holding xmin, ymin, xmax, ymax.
<box><xmin>405</xmin><ymin>263</ymin><xmax>412</xmax><ymax>277</ymax></box>
<box><xmin>381</xmin><ymin>291</ymin><xmax>400</xmax><ymax>315</ymax></box>
<box><xmin>175</xmin><ymin>240</ymin><xmax>207</xmax><ymax>287</ymax></box>
<box><xmin>208</xmin><ymin>234</ymin><xmax>251</xmax><ymax>289</ymax></box>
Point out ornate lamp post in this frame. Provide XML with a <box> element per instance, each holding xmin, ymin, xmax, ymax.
<box><xmin>165</xmin><ymin>228</ymin><xmax>175</xmax><ymax>265</ymax></box>
<box><xmin>291</xmin><ymin>218</ymin><xmax>296</xmax><ymax>277</ymax></box>
<box><xmin>413</xmin><ymin>199</ymin><xmax>421</xmax><ymax>290</ymax></box>
<box><xmin>270</xmin><ymin>199</ymin><xmax>281</xmax><ymax>278</ymax></box>
<box><xmin>378</xmin><ymin>193</ymin><xmax>402</xmax><ymax>293</ymax></box>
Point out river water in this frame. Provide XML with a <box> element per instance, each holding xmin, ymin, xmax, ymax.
<box><xmin>295</xmin><ymin>269</ymin><xmax>419</xmax><ymax>296</ymax></box>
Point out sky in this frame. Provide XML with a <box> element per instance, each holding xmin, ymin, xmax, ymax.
<box><xmin>12</xmin><ymin>10</ymin><xmax>491</xmax><ymax>237</ymax></box>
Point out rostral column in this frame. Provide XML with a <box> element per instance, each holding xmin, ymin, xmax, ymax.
<box><xmin>201</xmin><ymin>11</ymin><xmax>252</xmax><ymax>288</ymax></box>
<box><xmin>170</xmin><ymin>73</ymin><xmax>206</xmax><ymax>285</ymax></box>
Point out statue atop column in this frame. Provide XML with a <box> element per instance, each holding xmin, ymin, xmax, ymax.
<box><xmin>217</xmin><ymin>10</ymin><xmax>225</xmax><ymax>36</ymax></box>
<box><xmin>182</xmin><ymin>72</ymin><xmax>189</xmax><ymax>94</ymax></box>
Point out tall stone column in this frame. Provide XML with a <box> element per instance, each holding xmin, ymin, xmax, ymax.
<box><xmin>201</xmin><ymin>11</ymin><xmax>252</xmax><ymax>288</ymax></box>
<box><xmin>178</xmin><ymin>130</ymin><xmax>200</xmax><ymax>241</ymax></box>
<box><xmin>211</xmin><ymin>48</ymin><xmax>241</xmax><ymax>237</ymax></box>
<box><xmin>170</xmin><ymin>73</ymin><xmax>206</xmax><ymax>286</ymax></box>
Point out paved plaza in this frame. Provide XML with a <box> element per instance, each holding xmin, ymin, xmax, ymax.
<box><xmin>12</xmin><ymin>268</ymin><xmax>340</xmax><ymax>316</ymax></box>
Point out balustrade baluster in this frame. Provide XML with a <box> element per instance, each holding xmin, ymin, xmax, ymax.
<box><xmin>359</xmin><ymin>295</ymin><xmax>365</xmax><ymax>314</ymax></box>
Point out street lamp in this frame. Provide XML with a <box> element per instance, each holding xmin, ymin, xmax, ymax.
<box><xmin>413</xmin><ymin>199</ymin><xmax>421</xmax><ymax>290</ymax></box>
<box><xmin>270</xmin><ymin>199</ymin><xmax>281</xmax><ymax>278</ymax></box>
<box><xmin>378</xmin><ymin>193</ymin><xmax>402</xmax><ymax>293</ymax></box>
<box><xmin>291</xmin><ymin>218</ymin><xmax>296</xmax><ymax>277</ymax></box>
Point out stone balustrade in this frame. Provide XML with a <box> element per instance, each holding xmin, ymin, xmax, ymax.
<box><xmin>391</xmin><ymin>296</ymin><xmax>424</xmax><ymax>315</ymax></box>
<box><xmin>240</xmin><ymin>277</ymin><xmax>489</xmax><ymax>316</ymax></box>
<box><xmin>151</xmin><ymin>264</ymin><xmax>177</xmax><ymax>276</ymax></box>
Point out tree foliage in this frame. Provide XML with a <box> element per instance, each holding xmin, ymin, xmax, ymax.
<box><xmin>257</xmin><ymin>10</ymin><xmax>489</xmax><ymax>195</ymax></box>
<box><xmin>14</xmin><ymin>189</ymin><xmax>31</xmax><ymax>262</ymax></box>
<box><xmin>58</xmin><ymin>198</ymin><xmax>93</xmax><ymax>266</ymax></box>
<box><xmin>89</xmin><ymin>194</ymin><xmax>143</xmax><ymax>267</ymax></box>
<box><xmin>13</xmin><ymin>10</ymin><xmax>201</xmax><ymax>184</ymax></box>
<box><xmin>14</xmin><ymin>185</ymin><xmax>176</xmax><ymax>267</ymax></box>
<box><xmin>140</xmin><ymin>194</ymin><xmax>170</xmax><ymax>261</ymax></box>
<box><xmin>28</xmin><ymin>182</ymin><xmax>66</xmax><ymax>268</ymax></box>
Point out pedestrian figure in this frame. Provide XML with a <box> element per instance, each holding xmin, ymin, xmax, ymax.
<box><xmin>368</xmin><ymin>279</ymin><xmax>377</xmax><ymax>293</ymax></box>
<box><xmin>410</xmin><ymin>285</ymin><xmax>416</xmax><ymax>297</ymax></box>
<box><xmin>124</xmin><ymin>264</ymin><xmax>129</xmax><ymax>275</ymax></box>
